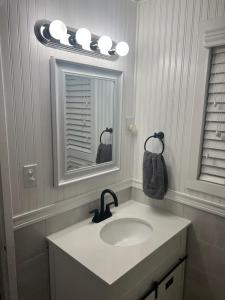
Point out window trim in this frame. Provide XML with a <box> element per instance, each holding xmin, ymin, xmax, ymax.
<box><xmin>187</xmin><ymin>17</ymin><xmax>225</xmax><ymax>198</ymax></box>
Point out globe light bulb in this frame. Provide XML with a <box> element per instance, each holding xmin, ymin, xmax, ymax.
<box><xmin>116</xmin><ymin>41</ymin><xmax>129</xmax><ymax>56</ymax></box>
<box><xmin>49</xmin><ymin>20</ymin><xmax>67</xmax><ymax>40</ymax></box>
<box><xmin>98</xmin><ymin>35</ymin><xmax>112</xmax><ymax>55</ymax></box>
<box><xmin>76</xmin><ymin>28</ymin><xmax>91</xmax><ymax>50</ymax></box>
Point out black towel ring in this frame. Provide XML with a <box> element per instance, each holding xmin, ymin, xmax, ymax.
<box><xmin>144</xmin><ymin>131</ymin><xmax>165</xmax><ymax>154</ymax></box>
<box><xmin>100</xmin><ymin>127</ymin><xmax>113</xmax><ymax>143</ymax></box>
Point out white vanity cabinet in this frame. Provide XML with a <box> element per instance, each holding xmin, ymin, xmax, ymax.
<box><xmin>47</xmin><ymin>201</ymin><xmax>190</xmax><ymax>300</ymax></box>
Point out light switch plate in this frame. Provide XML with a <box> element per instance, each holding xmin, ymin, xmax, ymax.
<box><xmin>23</xmin><ymin>164</ymin><xmax>37</xmax><ymax>188</ymax></box>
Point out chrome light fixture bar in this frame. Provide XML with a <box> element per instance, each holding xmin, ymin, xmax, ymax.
<box><xmin>34</xmin><ymin>20</ymin><xmax>129</xmax><ymax>61</ymax></box>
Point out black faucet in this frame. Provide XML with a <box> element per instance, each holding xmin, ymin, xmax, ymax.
<box><xmin>90</xmin><ymin>189</ymin><xmax>118</xmax><ymax>223</ymax></box>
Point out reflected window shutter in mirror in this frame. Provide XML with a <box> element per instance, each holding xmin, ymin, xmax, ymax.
<box><xmin>200</xmin><ymin>45</ymin><xmax>225</xmax><ymax>185</ymax></box>
<box><xmin>65</xmin><ymin>74</ymin><xmax>95</xmax><ymax>170</ymax></box>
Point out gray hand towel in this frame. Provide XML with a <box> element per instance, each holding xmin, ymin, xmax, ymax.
<box><xmin>96</xmin><ymin>143</ymin><xmax>112</xmax><ymax>164</ymax></box>
<box><xmin>143</xmin><ymin>151</ymin><xmax>168</xmax><ymax>199</ymax></box>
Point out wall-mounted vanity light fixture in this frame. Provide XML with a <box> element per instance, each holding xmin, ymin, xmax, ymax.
<box><xmin>34</xmin><ymin>19</ymin><xmax>129</xmax><ymax>60</ymax></box>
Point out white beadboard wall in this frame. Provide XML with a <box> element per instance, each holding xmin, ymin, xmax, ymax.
<box><xmin>134</xmin><ymin>0</ymin><xmax>225</xmax><ymax>206</ymax></box>
<box><xmin>0</xmin><ymin>0</ymin><xmax>137</xmax><ymax>217</ymax></box>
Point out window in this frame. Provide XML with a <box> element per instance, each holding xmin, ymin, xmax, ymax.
<box><xmin>199</xmin><ymin>45</ymin><xmax>225</xmax><ymax>186</ymax></box>
<box><xmin>188</xmin><ymin>17</ymin><xmax>225</xmax><ymax>198</ymax></box>
<box><xmin>64</xmin><ymin>73</ymin><xmax>95</xmax><ymax>170</ymax></box>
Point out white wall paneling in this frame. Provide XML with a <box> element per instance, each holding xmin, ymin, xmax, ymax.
<box><xmin>133</xmin><ymin>0</ymin><xmax>225</xmax><ymax>208</ymax></box>
<box><xmin>1</xmin><ymin>0</ymin><xmax>225</xmax><ymax>299</ymax></box>
<box><xmin>134</xmin><ymin>1</ymin><xmax>225</xmax><ymax>299</ymax></box>
<box><xmin>1</xmin><ymin>0</ymin><xmax>225</xmax><ymax>225</ymax></box>
<box><xmin>0</xmin><ymin>23</ymin><xmax>18</xmax><ymax>300</ymax></box>
<box><xmin>1</xmin><ymin>0</ymin><xmax>225</xmax><ymax>226</ymax></box>
<box><xmin>0</xmin><ymin>0</ymin><xmax>137</xmax><ymax>219</ymax></box>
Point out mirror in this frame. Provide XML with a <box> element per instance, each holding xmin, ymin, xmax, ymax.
<box><xmin>65</xmin><ymin>74</ymin><xmax>114</xmax><ymax>171</ymax></box>
<box><xmin>50</xmin><ymin>58</ymin><xmax>123</xmax><ymax>186</ymax></box>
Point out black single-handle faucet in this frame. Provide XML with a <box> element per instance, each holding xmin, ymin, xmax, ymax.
<box><xmin>90</xmin><ymin>189</ymin><xmax>118</xmax><ymax>223</ymax></box>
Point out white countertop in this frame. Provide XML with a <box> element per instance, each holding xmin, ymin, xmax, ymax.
<box><xmin>47</xmin><ymin>200</ymin><xmax>191</xmax><ymax>285</ymax></box>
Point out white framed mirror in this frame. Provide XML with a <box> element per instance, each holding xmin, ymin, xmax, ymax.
<box><xmin>50</xmin><ymin>57</ymin><xmax>123</xmax><ymax>186</ymax></box>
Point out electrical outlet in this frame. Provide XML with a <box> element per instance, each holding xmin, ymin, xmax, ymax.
<box><xmin>23</xmin><ymin>164</ymin><xmax>37</xmax><ymax>188</ymax></box>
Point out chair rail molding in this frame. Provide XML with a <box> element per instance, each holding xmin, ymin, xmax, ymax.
<box><xmin>14</xmin><ymin>177</ymin><xmax>225</xmax><ymax>230</ymax></box>
<box><xmin>132</xmin><ymin>179</ymin><xmax>225</xmax><ymax>218</ymax></box>
<box><xmin>13</xmin><ymin>179</ymin><xmax>132</xmax><ymax>229</ymax></box>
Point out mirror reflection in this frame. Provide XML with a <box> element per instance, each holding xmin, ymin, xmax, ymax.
<box><xmin>64</xmin><ymin>74</ymin><xmax>115</xmax><ymax>172</ymax></box>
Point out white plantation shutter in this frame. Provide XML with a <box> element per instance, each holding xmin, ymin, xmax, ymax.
<box><xmin>64</xmin><ymin>74</ymin><xmax>95</xmax><ymax>170</ymax></box>
<box><xmin>199</xmin><ymin>45</ymin><xmax>225</xmax><ymax>185</ymax></box>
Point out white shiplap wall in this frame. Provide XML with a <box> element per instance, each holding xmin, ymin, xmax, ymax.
<box><xmin>0</xmin><ymin>0</ymin><xmax>137</xmax><ymax>216</ymax></box>
<box><xmin>134</xmin><ymin>0</ymin><xmax>225</xmax><ymax>205</ymax></box>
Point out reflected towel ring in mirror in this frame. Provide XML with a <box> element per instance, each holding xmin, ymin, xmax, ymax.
<box><xmin>144</xmin><ymin>132</ymin><xmax>165</xmax><ymax>154</ymax></box>
<box><xmin>100</xmin><ymin>128</ymin><xmax>113</xmax><ymax>143</ymax></box>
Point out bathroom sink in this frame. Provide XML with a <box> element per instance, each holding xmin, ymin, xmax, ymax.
<box><xmin>48</xmin><ymin>200</ymin><xmax>191</xmax><ymax>285</ymax></box>
<box><xmin>100</xmin><ymin>218</ymin><xmax>153</xmax><ymax>247</ymax></box>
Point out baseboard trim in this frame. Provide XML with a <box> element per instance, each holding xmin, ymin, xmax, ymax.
<box><xmin>132</xmin><ymin>179</ymin><xmax>225</xmax><ymax>217</ymax></box>
<box><xmin>13</xmin><ymin>179</ymin><xmax>132</xmax><ymax>230</ymax></box>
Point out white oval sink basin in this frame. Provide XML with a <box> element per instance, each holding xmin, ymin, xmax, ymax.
<box><xmin>100</xmin><ymin>218</ymin><xmax>153</xmax><ymax>247</ymax></box>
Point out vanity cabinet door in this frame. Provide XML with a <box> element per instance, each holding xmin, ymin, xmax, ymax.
<box><xmin>142</xmin><ymin>259</ymin><xmax>185</xmax><ymax>300</ymax></box>
<box><xmin>157</xmin><ymin>262</ymin><xmax>184</xmax><ymax>300</ymax></box>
